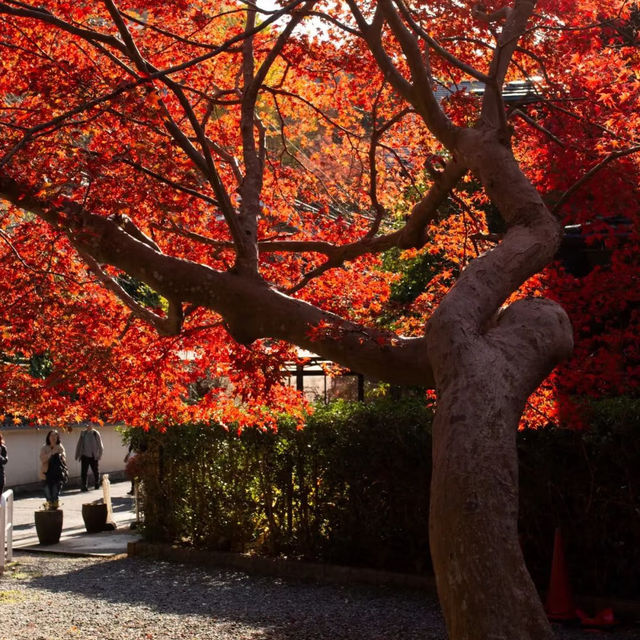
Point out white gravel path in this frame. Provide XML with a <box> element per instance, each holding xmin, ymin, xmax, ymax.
<box><xmin>1</xmin><ymin>551</ymin><xmax>446</xmax><ymax>640</ymax></box>
<box><xmin>1</xmin><ymin>552</ymin><xmax>637</xmax><ymax>640</ymax></box>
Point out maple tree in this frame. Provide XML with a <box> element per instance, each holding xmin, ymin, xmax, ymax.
<box><xmin>0</xmin><ymin>1</ymin><xmax>638</xmax><ymax>638</ymax></box>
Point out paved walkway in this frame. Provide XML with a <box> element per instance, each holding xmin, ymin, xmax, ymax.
<box><xmin>10</xmin><ymin>479</ymin><xmax>140</xmax><ymax>555</ymax></box>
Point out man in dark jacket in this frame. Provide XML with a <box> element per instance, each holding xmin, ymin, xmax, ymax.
<box><xmin>0</xmin><ymin>433</ymin><xmax>7</xmax><ymax>496</ymax></box>
<box><xmin>75</xmin><ymin>425</ymin><xmax>104</xmax><ymax>491</ymax></box>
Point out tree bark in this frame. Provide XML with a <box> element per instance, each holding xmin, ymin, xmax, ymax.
<box><xmin>424</xmin><ymin>127</ymin><xmax>575</xmax><ymax>638</ymax></box>
<box><xmin>427</xmin><ymin>303</ymin><xmax>571</xmax><ymax>639</ymax></box>
<box><xmin>429</xmin><ymin>385</ymin><xmax>553</xmax><ymax>639</ymax></box>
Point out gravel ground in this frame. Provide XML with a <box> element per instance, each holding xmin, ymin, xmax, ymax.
<box><xmin>0</xmin><ymin>552</ymin><xmax>638</xmax><ymax>640</ymax></box>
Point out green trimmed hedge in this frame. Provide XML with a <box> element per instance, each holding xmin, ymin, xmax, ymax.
<box><xmin>128</xmin><ymin>396</ymin><xmax>639</xmax><ymax>598</ymax></box>
<box><xmin>518</xmin><ymin>397</ymin><xmax>640</xmax><ymax>598</ymax></box>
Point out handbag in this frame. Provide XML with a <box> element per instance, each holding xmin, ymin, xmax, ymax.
<box><xmin>60</xmin><ymin>461</ymin><xmax>69</xmax><ymax>484</ymax></box>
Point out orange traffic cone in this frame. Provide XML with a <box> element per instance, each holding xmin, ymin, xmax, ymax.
<box><xmin>545</xmin><ymin>527</ymin><xmax>577</xmax><ymax>621</ymax></box>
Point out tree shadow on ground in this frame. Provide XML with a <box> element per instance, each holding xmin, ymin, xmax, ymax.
<box><xmin>25</xmin><ymin>555</ymin><xmax>446</xmax><ymax>640</ymax></box>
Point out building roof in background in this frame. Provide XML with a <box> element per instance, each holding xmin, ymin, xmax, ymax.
<box><xmin>434</xmin><ymin>79</ymin><xmax>540</xmax><ymax>104</ymax></box>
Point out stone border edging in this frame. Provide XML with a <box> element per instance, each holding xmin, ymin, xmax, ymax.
<box><xmin>127</xmin><ymin>540</ymin><xmax>438</xmax><ymax>591</ymax></box>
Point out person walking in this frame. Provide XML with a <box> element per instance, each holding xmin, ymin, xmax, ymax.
<box><xmin>0</xmin><ymin>433</ymin><xmax>7</xmax><ymax>496</ymax></box>
<box><xmin>40</xmin><ymin>430</ymin><xmax>67</xmax><ymax>509</ymax></box>
<box><xmin>75</xmin><ymin>424</ymin><xmax>104</xmax><ymax>491</ymax></box>
<box><xmin>124</xmin><ymin>443</ymin><xmax>136</xmax><ymax>495</ymax></box>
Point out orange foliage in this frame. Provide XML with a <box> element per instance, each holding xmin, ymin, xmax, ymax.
<box><xmin>0</xmin><ymin>1</ymin><xmax>637</xmax><ymax>429</ymax></box>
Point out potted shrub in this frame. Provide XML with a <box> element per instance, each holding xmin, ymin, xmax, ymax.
<box><xmin>81</xmin><ymin>500</ymin><xmax>108</xmax><ymax>533</ymax></box>
<box><xmin>34</xmin><ymin>506</ymin><xmax>63</xmax><ymax>545</ymax></box>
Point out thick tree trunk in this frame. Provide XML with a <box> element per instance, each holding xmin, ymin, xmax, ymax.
<box><xmin>423</xmin><ymin>124</ymin><xmax>574</xmax><ymax>638</ymax></box>
<box><xmin>429</xmin><ymin>364</ymin><xmax>553</xmax><ymax>639</ymax></box>
<box><xmin>427</xmin><ymin>296</ymin><xmax>572</xmax><ymax>639</ymax></box>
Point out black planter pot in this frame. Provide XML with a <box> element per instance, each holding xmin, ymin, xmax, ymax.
<box><xmin>34</xmin><ymin>509</ymin><xmax>63</xmax><ymax>545</ymax></box>
<box><xmin>82</xmin><ymin>502</ymin><xmax>108</xmax><ymax>533</ymax></box>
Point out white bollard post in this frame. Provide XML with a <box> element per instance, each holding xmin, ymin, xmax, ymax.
<box><xmin>0</xmin><ymin>490</ymin><xmax>14</xmax><ymax>572</ymax></box>
<box><xmin>134</xmin><ymin>481</ymin><xmax>140</xmax><ymax>525</ymax></box>
<box><xmin>101</xmin><ymin>474</ymin><xmax>115</xmax><ymax>526</ymax></box>
<box><xmin>6</xmin><ymin>490</ymin><xmax>13</xmax><ymax>563</ymax></box>
<box><xmin>0</xmin><ymin>493</ymin><xmax>5</xmax><ymax>573</ymax></box>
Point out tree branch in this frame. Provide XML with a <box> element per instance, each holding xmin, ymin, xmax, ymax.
<box><xmin>552</xmin><ymin>146</ymin><xmax>640</xmax><ymax>215</ymax></box>
<box><xmin>481</xmin><ymin>0</ymin><xmax>537</xmax><ymax>129</ymax></box>
<box><xmin>0</xmin><ymin>2</ymin><xmax>127</xmax><ymax>51</ymax></box>
<box><xmin>99</xmin><ymin>0</ymin><xmax>245</xmax><ymax>260</ymax></box>
<box><xmin>510</xmin><ymin>108</ymin><xmax>564</xmax><ymax>147</ymax></box>
<box><xmin>394</xmin><ymin>0</ymin><xmax>492</xmax><ymax>84</ymax></box>
<box><xmin>399</xmin><ymin>159</ymin><xmax>467</xmax><ymax>248</ymax></box>
<box><xmin>77</xmin><ymin>251</ymin><xmax>183</xmax><ymax>337</ymax></box>
<box><xmin>0</xmin><ymin>174</ymin><xmax>435</xmax><ymax>386</ymax></box>
<box><xmin>344</xmin><ymin>0</ymin><xmax>414</xmax><ymax>101</ymax></box>
<box><xmin>0</xmin><ymin>228</ymin><xmax>88</xmax><ymax>284</ymax></box>
<box><xmin>116</xmin><ymin>155</ymin><xmax>219</xmax><ymax>206</ymax></box>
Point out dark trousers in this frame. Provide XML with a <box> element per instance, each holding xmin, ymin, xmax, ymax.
<box><xmin>80</xmin><ymin>455</ymin><xmax>100</xmax><ymax>489</ymax></box>
<box><xmin>43</xmin><ymin>480</ymin><xmax>62</xmax><ymax>503</ymax></box>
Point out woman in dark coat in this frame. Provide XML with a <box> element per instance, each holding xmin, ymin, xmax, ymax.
<box><xmin>0</xmin><ymin>433</ymin><xmax>7</xmax><ymax>496</ymax></box>
<box><xmin>40</xmin><ymin>430</ymin><xmax>67</xmax><ymax>509</ymax></box>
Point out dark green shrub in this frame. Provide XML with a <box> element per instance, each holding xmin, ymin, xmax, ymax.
<box><xmin>518</xmin><ymin>397</ymin><xmax>640</xmax><ymax>598</ymax></box>
<box><xmin>129</xmin><ymin>398</ymin><xmax>433</xmax><ymax>573</ymax></box>
<box><xmin>303</xmin><ymin>399</ymin><xmax>432</xmax><ymax>572</ymax></box>
<box><xmin>129</xmin><ymin>396</ymin><xmax>639</xmax><ymax>598</ymax></box>
<box><xmin>126</xmin><ymin>423</ymin><xmax>265</xmax><ymax>549</ymax></box>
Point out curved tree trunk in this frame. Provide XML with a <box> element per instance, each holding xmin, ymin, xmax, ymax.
<box><xmin>427</xmin><ymin>343</ymin><xmax>544</xmax><ymax>637</ymax></box>
<box><xmin>430</xmin><ymin>391</ymin><xmax>549</xmax><ymax>639</ymax></box>
<box><xmin>424</xmin><ymin>128</ymin><xmax>575</xmax><ymax>639</ymax></box>
<box><xmin>427</xmin><ymin>300</ymin><xmax>572</xmax><ymax>639</ymax></box>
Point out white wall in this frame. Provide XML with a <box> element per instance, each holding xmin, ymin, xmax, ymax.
<box><xmin>2</xmin><ymin>425</ymin><xmax>128</xmax><ymax>490</ymax></box>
